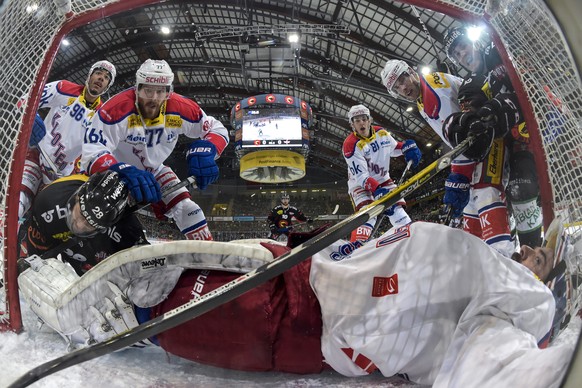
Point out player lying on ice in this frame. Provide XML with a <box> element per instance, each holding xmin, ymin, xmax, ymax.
<box><xmin>18</xmin><ymin>174</ymin><xmax>576</xmax><ymax>387</ymax></box>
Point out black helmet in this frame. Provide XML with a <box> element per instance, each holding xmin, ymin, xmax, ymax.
<box><xmin>443</xmin><ymin>26</ymin><xmax>468</xmax><ymax>64</ymax></box>
<box><xmin>66</xmin><ymin>171</ymin><xmax>129</xmax><ymax>237</ymax></box>
<box><xmin>281</xmin><ymin>192</ymin><xmax>290</xmax><ymax>201</ymax></box>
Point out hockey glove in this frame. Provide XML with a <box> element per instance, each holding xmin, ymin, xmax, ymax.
<box><xmin>373</xmin><ymin>186</ymin><xmax>390</xmax><ymax>200</ymax></box>
<box><xmin>277</xmin><ymin>227</ymin><xmax>290</xmax><ymax>234</ymax></box>
<box><xmin>186</xmin><ymin>140</ymin><xmax>218</xmax><ymax>190</ymax></box>
<box><xmin>402</xmin><ymin>139</ymin><xmax>421</xmax><ymax>168</ymax></box>
<box><xmin>443</xmin><ymin>172</ymin><xmax>471</xmax><ymax>218</ymax></box>
<box><xmin>477</xmin><ymin>93</ymin><xmax>522</xmax><ymax>139</ymax></box>
<box><xmin>307</xmin><ymin>218</ymin><xmax>314</xmax><ymax>224</ymax></box>
<box><xmin>29</xmin><ymin>113</ymin><xmax>46</xmax><ymax>147</ymax></box>
<box><xmin>442</xmin><ymin>111</ymin><xmax>494</xmax><ymax>161</ymax></box>
<box><xmin>109</xmin><ymin>163</ymin><xmax>161</xmax><ymax>204</ymax></box>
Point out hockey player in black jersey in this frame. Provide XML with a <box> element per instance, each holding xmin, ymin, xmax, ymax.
<box><xmin>443</xmin><ymin>25</ymin><xmax>543</xmax><ymax>247</ymax></box>
<box><xmin>267</xmin><ymin>192</ymin><xmax>313</xmax><ymax>240</ymax></box>
<box><xmin>21</xmin><ymin>171</ymin><xmax>148</xmax><ymax>275</ymax></box>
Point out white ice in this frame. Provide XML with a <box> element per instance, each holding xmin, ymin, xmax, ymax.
<box><xmin>1</xmin><ymin>300</ymin><xmax>580</xmax><ymax>387</ymax></box>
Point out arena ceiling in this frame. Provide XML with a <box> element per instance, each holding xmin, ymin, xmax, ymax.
<box><xmin>47</xmin><ymin>0</ymin><xmax>468</xmax><ymax>184</ymax></box>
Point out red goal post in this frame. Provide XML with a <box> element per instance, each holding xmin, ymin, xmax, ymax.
<box><xmin>1</xmin><ymin>0</ymin><xmax>581</xmax><ymax>339</ymax></box>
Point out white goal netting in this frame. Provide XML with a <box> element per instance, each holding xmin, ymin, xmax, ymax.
<box><xmin>0</xmin><ymin>2</ymin><xmax>581</xmax><ymax>381</ymax></box>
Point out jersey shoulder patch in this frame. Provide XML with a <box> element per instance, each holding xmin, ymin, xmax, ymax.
<box><xmin>55</xmin><ymin>80</ymin><xmax>84</xmax><ymax>97</ymax></box>
<box><xmin>98</xmin><ymin>88</ymin><xmax>137</xmax><ymax>125</ymax></box>
<box><xmin>342</xmin><ymin>133</ymin><xmax>359</xmax><ymax>158</ymax></box>
<box><xmin>166</xmin><ymin>93</ymin><xmax>204</xmax><ymax>124</ymax></box>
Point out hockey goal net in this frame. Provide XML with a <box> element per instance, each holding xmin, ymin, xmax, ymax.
<box><xmin>1</xmin><ymin>0</ymin><xmax>581</xmax><ymax>351</ymax></box>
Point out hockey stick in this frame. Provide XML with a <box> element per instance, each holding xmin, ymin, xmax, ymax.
<box><xmin>368</xmin><ymin>159</ymin><xmax>414</xmax><ymax>240</ymax></box>
<box><xmin>8</xmin><ymin>136</ymin><xmax>475</xmax><ymax>388</ymax></box>
<box><xmin>38</xmin><ymin>175</ymin><xmax>197</xmax><ymax>260</ymax></box>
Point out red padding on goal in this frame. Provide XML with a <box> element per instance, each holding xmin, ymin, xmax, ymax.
<box><xmin>152</xmin><ymin>260</ymin><xmax>324</xmax><ymax>374</ymax></box>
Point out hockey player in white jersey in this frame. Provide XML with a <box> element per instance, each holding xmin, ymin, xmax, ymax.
<box><xmin>81</xmin><ymin>59</ymin><xmax>229</xmax><ymax>240</ymax></box>
<box><xmin>381</xmin><ymin>60</ymin><xmax>515</xmax><ymax>258</ymax></box>
<box><xmin>310</xmin><ymin>218</ymin><xmax>574</xmax><ymax>387</ymax></box>
<box><xmin>342</xmin><ymin>104</ymin><xmax>421</xmax><ymax>241</ymax></box>
<box><xmin>19</xmin><ymin>60</ymin><xmax>116</xmax><ymax>219</ymax></box>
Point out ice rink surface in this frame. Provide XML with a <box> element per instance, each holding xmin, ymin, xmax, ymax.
<box><xmin>1</xmin><ymin>300</ymin><xmax>580</xmax><ymax>388</ymax></box>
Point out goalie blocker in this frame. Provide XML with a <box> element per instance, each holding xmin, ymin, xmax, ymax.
<box><xmin>17</xmin><ymin>220</ymin><xmax>577</xmax><ymax>385</ymax></box>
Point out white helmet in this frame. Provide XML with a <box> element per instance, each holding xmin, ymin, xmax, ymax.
<box><xmin>86</xmin><ymin>60</ymin><xmax>116</xmax><ymax>96</ymax></box>
<box><xmin>347</xmin><ymin>104</ymin><xmax>370</xmax><ymax>122</ymax></box>
<box><xmin>135</xmin><ymin>59</ymin><xmax>174</xmax><ymax>94</ymax></box>
<box><xmin>381</xmin><ymin>60</ymin><xmax>416</xmax><ymax>101</ymax></box>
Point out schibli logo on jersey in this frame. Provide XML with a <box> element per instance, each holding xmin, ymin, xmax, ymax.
<box><xmin>190</xmin><ymin>270</ymin><xmax>210</xmax><ymax>300</ymax></box>
<box><xmin>141</xmin><ymin>257</ymin><xmax>167</xmax><ymax>270</ymax></box>
<box><xmin>145</xmin><ymin>76</ymin><xmax>170</xmax><ymax>84</ymax></box>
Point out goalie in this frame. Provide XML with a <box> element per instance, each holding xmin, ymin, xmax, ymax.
<box><xmin>18</xmin><ymin>215</ymin><xmax>576</xmax><ymax>385</ymax></box>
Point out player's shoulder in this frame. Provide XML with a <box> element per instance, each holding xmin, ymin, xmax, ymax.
<box><xmin>342</xmin><ymin>132</ymin><xmax>360</xmax><ymax>158</ymax></box>
<box><xmin>372</xmin><ymin>125</ymin><xmax>391</xmax><ymax>137</ymax></box>
<box><xmin>54</xmin><ymin>80</ymin><xmax>84</xmax><ymax>97</ymax></box>
<box><xmin>166</xmin><ymin>93</ymin><xmax>204</xmax><ymax>122</ymax></box>
<box><xmin>98</xmin><ymin>88</ymin><xmax>137</xmax><ymax>124</ymax></box>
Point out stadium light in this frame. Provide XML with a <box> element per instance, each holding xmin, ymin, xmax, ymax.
<box><xmin>467</xmin><ymin>26</ymin><xmax>483</xmax><ymax>41</ymax></box>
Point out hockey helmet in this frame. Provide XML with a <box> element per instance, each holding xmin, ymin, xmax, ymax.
<box><xmin>86</xmin><ymin>60</ymin><xmax>116</xmax><ymax>96</ymax></box>
<box><xmin>347</xmin><ymin>105</ymin><xmax>371</xmax><ymax>123</ymax></box>
<box><xmin>443</xmin><ymin>26</ymin><xmax>469</xmax><ymax>64</ymax></box>
<box><xmin>281</xmin><ymin>191</ymin><xmax>290</xmax><ymax>201</ymax></box>
<box><xmin>381</xmin><ymin>60</ymin><xmax>416</xmax><ymax>101</ymax></box>
<box><xmin>135</xmin><ymin>59</ymin><xmax>174</xmax><ymax>98</ymax></box>
<box><xmin>66</xmin><ymin>171</ymin><xmax>129</xmax><ymax>237</ymax></box>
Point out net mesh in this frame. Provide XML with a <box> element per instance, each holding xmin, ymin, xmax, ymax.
<box><xmin>0</xmin><ymin>0</ymin><xmax>581</xmax><ymax>352</ymax></box>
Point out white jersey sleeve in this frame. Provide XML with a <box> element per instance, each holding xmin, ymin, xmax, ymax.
<box><xmin>416</xmin><ymin>72</ymin><xmax>464</xmax><ymax>147</ymax></box>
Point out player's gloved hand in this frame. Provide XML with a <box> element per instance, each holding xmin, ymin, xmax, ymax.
<box><xmin>443</xmin><ymin>172</ymin><xmax>471</xmax><ymax>218</ymax></box>
<box><xmin>442</xmin><ymin>111</ymin><xmax>494</xmax><ymax>161</ymax></box>
<box><xmin>109</xmin><ymin>163</ymin><xmax>161</xmax><ymax>203</ymax></box>
<box><xmin>307</xmin><ymin>218</ymin><xmax>314</xmax><ymax>224</ymax></box>
<box><xmin>29</xmin><ymin>113</ymin><xmax>46</xmax><ymax>147</ymax></box>
<box><xmin>402</xmin><ymin>139</ymin><xmax>421</xmax><ymax>168</ymax></box>
<box><xmin>277</xmin><ymin>227</ymin><xmax>290</xmax><ymax>233</ymax></box>
<box><xmin>476</xmin><ymin>94</ymin><xmax>521</xmax><ymax>138</ymax></box>
<box><xmin>186</xmin><ymin>140</ymin><xmax>218</xmax><ymax>190</ymax></box>
<box><xmin>373</xmin><ymin>187</ymin><xmax>390</xmax><ymax>200</ymax></box>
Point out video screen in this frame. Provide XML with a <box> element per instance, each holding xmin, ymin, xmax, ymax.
<box><xmin>241</xmin><ymin>106</ymin><xmax>303</xmax><ymax>148</ymax></box>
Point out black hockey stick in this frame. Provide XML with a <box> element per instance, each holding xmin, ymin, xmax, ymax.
<box><xmin>39</xmin><ymin>176</ymin><xmax>197</xmax><ymax>260</ymax></box>
<box><xmin>8</xmin><ymin>136</ymin><xmax>475</xmax><ymax>388</ymax></box>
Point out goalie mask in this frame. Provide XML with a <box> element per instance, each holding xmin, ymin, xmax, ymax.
<box><xmin>66</xmin><ymin>171</ymin><xmax>129</xmax><ymax>238</ymax></box>
<box><xmin>85</xmin><ymin>60</ymin><xmax>116</xmax><ymax>97</ymax></box>
<box><xmin>381</xmin><ymin>60</ymin><xmax>418</xmax><ymax>102</ymax></box>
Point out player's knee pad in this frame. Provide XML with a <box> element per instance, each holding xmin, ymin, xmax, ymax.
<box><xmin>387</xmin><ymin>206</ymin><xmax>411</xmax><ymax>228</ymax></box>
